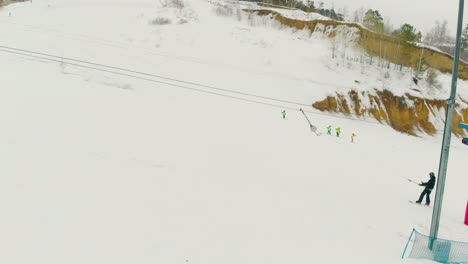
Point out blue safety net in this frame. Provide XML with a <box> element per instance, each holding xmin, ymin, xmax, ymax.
<box><xmin>405</xmin><ymin>229</ymin><xmax>468</xmax><ymax>263</ymax></box>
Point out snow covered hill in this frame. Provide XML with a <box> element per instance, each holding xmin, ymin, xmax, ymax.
<box><xmin>0</xmin><ymin>0</ymin><xmax>467</xmax><ymax>263</ymax></box>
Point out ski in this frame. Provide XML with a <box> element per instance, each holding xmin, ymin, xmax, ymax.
<box><xmin>409</xmin><ymin>201</ymin><xmax>432</xmax><ymax>207</ymax></box>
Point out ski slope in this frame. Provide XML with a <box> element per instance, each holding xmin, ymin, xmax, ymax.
<box><xmin>0</xmin><ymin>0</ymin><xmax>467</xmax><ymax>263</ymax></box>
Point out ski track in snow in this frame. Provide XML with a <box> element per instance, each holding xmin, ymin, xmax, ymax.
<box><xmin>0</xmin><ymin>1</ymin><xmax>467</xmax><ymax>264</ymax></box>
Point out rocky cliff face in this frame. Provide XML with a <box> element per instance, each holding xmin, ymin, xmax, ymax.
<box><xmin>313</xmin><ymin>90</ymin><xmax>468</xmax><ymax>137</ymax></box>
<box><xmin>245</xmin><ymin>9</ymin><xmax>468</xmax><ymax>137</ymax></box>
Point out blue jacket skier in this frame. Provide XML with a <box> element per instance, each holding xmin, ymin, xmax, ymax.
<box><xmin>415</xmin><ymin>172</ymin><xmax>436</xmax><ymax>205</ymax></box>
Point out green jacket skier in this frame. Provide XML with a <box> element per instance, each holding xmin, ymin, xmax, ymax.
<box><xmin>282</xmin><ymin>110</ymin><xmax>286</xmax><ymax>119</ymax></box>
<box><xmin>336</xmin><ymin>127</ymin><xmax>341</xmax><ymax>137</ymax></box>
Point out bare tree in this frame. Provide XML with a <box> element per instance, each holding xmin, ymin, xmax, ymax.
<box><xmin>352</xmin><ymin>7</ymin><xmax>366</xmax><ymax>24</ymax></box>
<box><xmin>383</xmin><ymin>17</ymin><xmax>393</xmax><ymax>34</ymax></box>
<box><xmin>338</xmin><ymin>7</ymin><xmax>349</xmax><ymax>21</ymax></box>
<box><xmin>425</xmin><ymin>20</ymin><xmax>451</xmax><ymax>45</ymax></box>
<box><xmin>330</xmin><ymin>36</ymin><xmax>338</xmax><ymax>59</ymax></box>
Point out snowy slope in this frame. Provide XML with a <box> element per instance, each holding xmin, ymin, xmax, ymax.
<box><xmin>0</xmin><ymin>0</ymin><xmax>467</xmax><ymax>264</ymax></box>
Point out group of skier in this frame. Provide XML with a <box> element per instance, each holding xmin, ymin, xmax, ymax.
<box><xmin>327</xmin><ymin>126</ymin><xmax>356</xmax><ymax>142</ymax></box>
<box><xmin>281</xmin><ymin>110</ymin><xmax>357</xmax><ymax>142</ymax></box>
<box><xmin>281</xmin><ymin>110</ymin><xmax>436</xmax><ymax>204</ymax></box>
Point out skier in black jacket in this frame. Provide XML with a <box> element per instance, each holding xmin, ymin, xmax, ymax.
<box><xmin>416</xmin><ymin>172</ymin><xmax>436</xmax><ymax>205</ymax></box>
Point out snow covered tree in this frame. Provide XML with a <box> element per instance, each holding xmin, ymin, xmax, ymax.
<box><xmin>363</xmin><ymin>9</ymin><xmax>384</xmax><ymax>33</ymax></box>
<box><xmin>461</xmin><ymin>23</ymin><xmax>468</xmax><ymax>50</ymax></box>
<box><xmin>425</xmin><ymin>68</ymin><xmax>441</xmax><ymax>90</ymax></box>
<box><xmin>414</xmin><ymin>56</ymin><xmax>428</xmax><ymax>78</ymax></box>
<box><xmin>295</xmin><ymin>0</ymin><xmax>315</xmax><ymax>12</ymax></box>
<box><xmin>461</xmin><ymin>24</ymin><xmax>468</xmax><ymax>61</ymax></box>
<box><xmin>305</xmin><ymin>0</ymin><xmax>315</xmax><ymax>10</ymax></box>
<box><xmin>397</xmin><ymin>23</ymin><xmax>422</xmax><ymax>44</ymax></box>
<box><xmin>319</xmin><ymin>8</ymin><xmax>343</xmax><ymax>21</ymax></box>
<box><xmin>392</xmin><ymin>24</ymin><xmax>422</xmax><ymax>70</ymax></box>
